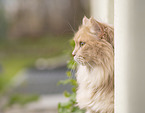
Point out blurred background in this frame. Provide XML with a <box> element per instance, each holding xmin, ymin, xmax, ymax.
<box><xmin>0</xmin><ymin>0</ymin><xmax>113</xmax><ymax>113</ymax></box>
<box><xmin>0</xmin><ymin>0</ymin><xmax>90</xmax><ymax>113</ymax></box>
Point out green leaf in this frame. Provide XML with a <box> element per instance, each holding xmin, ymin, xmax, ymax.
<box><xmin>69</xmin><ymin>39</ymin><xmax>75</xmax><ymax>48</ymax></box>
<box><xmin>66</xmin><ymin>71</ymin><xmax>71</xmax><ymax>77</ymax></box>
<box><xmin>70</xmin><ymin>79</ymin><xmax>77</xmax><ymax>86</ymax></box>
<box><xmin>58</xmin><ymin>79</ymin><xmax>71</xmax><ymax>85</ymax></box>
<box><xmin>64</xmin><ymin>91</ymin><xmax>71</xmax><ymax>98</ymax></box>
<box><xmin>67</xmin><ymin>58</ymin><xmax>77</xmax><ymax>69</ymax></box>
<box><xmin>72</xmin><ymin>87</ymin><xmax>76</xmax><ymax>93</ymax></box>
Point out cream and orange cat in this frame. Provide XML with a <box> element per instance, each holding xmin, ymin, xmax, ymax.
<box><xmin>72</xmin><ymin>16</ymin><xmax>114</xmax><ymax>113</ymax></box>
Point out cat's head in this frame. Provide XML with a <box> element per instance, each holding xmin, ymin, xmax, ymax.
<box><xmin>72</xmin><ymin>16</ymin><xmax>114</xmax><ymax>67</ymax></box>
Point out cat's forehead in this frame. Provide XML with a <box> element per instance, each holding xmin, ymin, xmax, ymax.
<box><xmin>74</xmin><ymin>32</ymin><xmax>81</xmax><ymax>41</ymax></box>
<box><xmin>74</xmin><ymin>32</ymin><xmax>85</xmax><ymax>42</ymax></box>
<box><xmin>74</xmin><ymin>27</ymin><xmax>88</xmax><ymax>41</ymax></box>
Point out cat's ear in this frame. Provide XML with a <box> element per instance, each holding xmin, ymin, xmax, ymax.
<box><xmin>83</xmin><ymin>16</ymin><xmax>89</xmax><ymax>25</ymax></box>
<box><xmin>89</xmin><ymin>17</ymin><xmax>102</xmax><ymax>34</ymax></box>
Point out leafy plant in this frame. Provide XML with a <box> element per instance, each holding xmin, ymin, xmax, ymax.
<box><xmin>58</xmin><ymin>40</ymin><xmax>85</xmax><ymax>113</ymax></box>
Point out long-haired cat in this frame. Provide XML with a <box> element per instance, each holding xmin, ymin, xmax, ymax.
<box><xmin>72</xmin><ymin>16</ymin><xmax>114</xmax><ymax>113</ymax></box>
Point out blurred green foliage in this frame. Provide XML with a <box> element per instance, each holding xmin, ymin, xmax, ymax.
<box><xmin>5</xmin><ymin>94</ymin><xmax>39</xmax><ymax>108</ymax></box>
<box><xmin>0</xmin><ymin>35</ymin><xmax>71</xmax><ymax>94</ymax></box>
<box><xmin>58</xmin><ymin>39</ymin><xmax>85</xmax><ymax>113</ymax></box>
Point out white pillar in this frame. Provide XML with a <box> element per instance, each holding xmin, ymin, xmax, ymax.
<box><xmin>115</xmin><ymin>0</ymin><xmax>145</xmax><ymax>113</ymax></box>
<box><xmin>90</xmin><ymin>0</ymin><xmax>114</xmax><ymax>24</ymax></box>
<box><xmin>90</xmin><ymin>0</ymin><xmax>108</xmax><ymax>23</ymax></box>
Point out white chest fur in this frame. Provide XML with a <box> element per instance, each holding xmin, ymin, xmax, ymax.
<box><xmin>76</xmin><ymin>65</ymin><xmax>114</xmax><ymax>112</ymax></box>
<box><xmin>76</xmin><ymin>65</ymin><xmax>104</xmax><ymax>89</ymax></box>
<box><xmin>76</xmin><ymin>65</ymin><xmax>104</xmax><ymax>107</ymax></box>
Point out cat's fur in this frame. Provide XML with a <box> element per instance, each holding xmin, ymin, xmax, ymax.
<box><xmin>72</xmin><ymin>17</ymin><xmax>114</xmax><ymax>113</ymax></box>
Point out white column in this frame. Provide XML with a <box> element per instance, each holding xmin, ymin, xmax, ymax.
<box><xmin>90</xmin><ymin>0</ymin><xmax>108</xmax><ymax>23</ymax></box>
<box><xmin>90</xmin><ymin>0</ymin><xmax>114</xmax><ymax>24</ymax></box>
<box><xmin>115</xmin><ymin>0</ymin><xmax>145</xmax><ymax>113</ymax></box>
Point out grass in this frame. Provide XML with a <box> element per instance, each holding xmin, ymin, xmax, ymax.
<box><xmin>0</xmin><ymin>35</ymin><xmax>72</xmax><ymax>93</ymax></box>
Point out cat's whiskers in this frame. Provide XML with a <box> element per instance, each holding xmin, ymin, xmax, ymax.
<box><xmin>71</xmin><ymin>62</ymin><xmax>76</xmax><ymax>78</ymax></box>
<box><xmin>87</xmin><ymin>61</ymin><xmax>94</xmax><ymax>70</ymax></box>
<box><xmin>77</xmin><ymin>56</ymin><xmax>94</xmax><ymax>70</ymax></box>
<box><xmin>77</xmin><ymin>56</ymin><xmax>85</xmax><ymax>65</ymax></box>
<box><xmin>65</xmin><ymin>60</ymin><xmax>76</xmax><ymax>79</ymax></box>
<box><xmin>67</xmin><ymin>21</ymin><xmax>75</xmax><ymax>33</ymax></box>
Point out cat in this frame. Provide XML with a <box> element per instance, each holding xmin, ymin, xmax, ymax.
<box><xmin>72</xmin><ymin>16</ymin><xmax>114</xmax><ymax>113</ymax></box>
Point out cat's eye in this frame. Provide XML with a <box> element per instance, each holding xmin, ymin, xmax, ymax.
<box><xmin>80</xmin><ymin>42</ymin><xmax>85</xmax><ymax>47</ymax></box>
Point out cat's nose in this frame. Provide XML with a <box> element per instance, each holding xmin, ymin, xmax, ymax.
<box><xmin>72</xmin><ymin>53</ymin><xmax>75</xmax><ymax>57</ymax></box>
